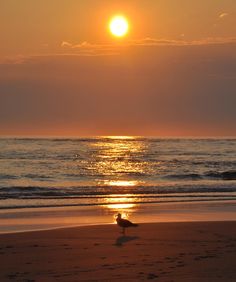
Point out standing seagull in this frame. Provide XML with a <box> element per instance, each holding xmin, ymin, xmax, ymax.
<box><xmin>116</xmin><ymin>213</ymin><xmax>138</xmax><ymax>235</ymax></box>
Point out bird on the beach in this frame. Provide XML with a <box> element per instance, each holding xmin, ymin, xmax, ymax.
<box><xmin>116</xmin><ymin>213</ymin><xmax>138</xmax><ymax>235</ymax></box>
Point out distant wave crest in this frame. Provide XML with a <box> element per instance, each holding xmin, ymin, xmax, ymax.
<box><xmin>1</xmin><ymin>184</ymin><xmax>236</xmax><ymax>200</ymax></box>
<box><xmin>164</xmin><ymin>170</ymin><xmax>236</xmax><ymax>181</ymax></box>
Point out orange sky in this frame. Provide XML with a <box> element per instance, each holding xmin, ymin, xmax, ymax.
<box><xmin>0</xmin><ymin>0</ymin><xmax>236</xmax><ymax>136</ymax></box>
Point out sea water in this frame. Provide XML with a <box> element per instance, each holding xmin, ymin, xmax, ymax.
<box><xmin>0</xmin><ymin>137</ymin><xmax>236</xmax><ymax>232</ymax></box>
<box><xmin>0</xmin><ymin>137</ymin><xmax>235</xmax><ymax>210</ymax></box>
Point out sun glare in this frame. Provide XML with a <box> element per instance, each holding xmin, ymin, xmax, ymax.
<box><xmin>109</xmin><ymin>15</ymin><xmax>129</xmax><ymax>37</ymax></box>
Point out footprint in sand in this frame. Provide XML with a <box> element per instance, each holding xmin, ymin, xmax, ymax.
<box><xmin>177</xmin><ymin>263</ymin><xmax>185</xmax><ymax>267</ymax></box>
<box><xmin>147</xmin><ymin>273</ymin><xmax>158</xmax><ymax>280</ymax></box>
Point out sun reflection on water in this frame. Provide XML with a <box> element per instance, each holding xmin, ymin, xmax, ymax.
<box><xmin>91</xmin><ymin>136</ymin><xmax>146</xmax><ymax>216</ymax></box>
<box><xmin>105</xmin><ymin>193</ymin><xmax>138</xmax><ymax>225</ymax></box>
<box><xmin>106</xmin><ymin>194</ymin><xmax>137</xmax><ymax>210</ymax></box>
<box><xmin>103</xmin><ymin>180</ymin><xmax>138</xmax><ymax>187</ymax></box>
<box><xmin>104</xmin><ymin>136</ymin><xmax>137</xmax><ymax>140</ymax></box>
<box><xmin>91</xmin><ymin>136</ymin><xmax>147</xmax><ymax>178</ymax></box>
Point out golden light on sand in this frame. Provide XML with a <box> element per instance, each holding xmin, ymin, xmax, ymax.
<box><xmin>109</xmin><ymin>15</ymin><xmax>129</xmax><ymax>37</ymax></box>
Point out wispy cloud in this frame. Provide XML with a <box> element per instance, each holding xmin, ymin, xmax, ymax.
<box><xmin>61</xmin><ymin>41</ymin><xmax>119</xmax><ymax>56</ymax></box>
<box><xmin>61</xmin><ymin>37</ymin><xmax>236</xmax><ymax>50</ymax></box>
<box><xmin>219</xmin><ymin>12</ymin><xmax>229</xmax><ymax>19</ymax></box>
<box><xmin>0</xmin><ymin>55</ymin><xmax>27</xmax><ymax>65</ymax></box>
<box><xmin>61</xmin><ymin>41</ymin><xmax>73</xmax><ymax>47</ymax></box>
<box><xmin>1</xmin><ymin>37</ymin><xmax>236</xmax><ymax>65</ymax></box>
<box><xmin>128</xmin><ymin>37</ymin><xmax>236</xmax><ymax>46</ymax></box>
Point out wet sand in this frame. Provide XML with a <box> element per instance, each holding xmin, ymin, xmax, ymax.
<box><xmin>0</xmin><ymin>221</ymin><xmax>235</xmax><ymax>281</ymax></box>
<box><xmin>1</xmin><ymin>200</ymin><xmax>236</xmax><ymax>234</ymax></box>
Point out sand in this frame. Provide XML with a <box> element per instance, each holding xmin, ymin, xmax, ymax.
<box><xmin>0</xmin><ymin>221</ymin><xmax>235</xmax><ymax>281</ymax></box>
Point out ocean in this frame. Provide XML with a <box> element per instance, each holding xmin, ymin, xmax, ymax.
<box><xmin>0</xmin><ymin>137</ymin><xmax>236</xmax><ymax>211</ymax></box>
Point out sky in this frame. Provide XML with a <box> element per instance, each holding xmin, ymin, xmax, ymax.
<box><xmin>0</xmin><ymin>0</ymin><xmax>236</xmax><ymax>136</ymax></box>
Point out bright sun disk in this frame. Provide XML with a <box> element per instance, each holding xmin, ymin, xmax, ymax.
<box><xmin>109</xmin><ymin>15</ymin><xmax>129</xmax><ymax>37</ymax></box>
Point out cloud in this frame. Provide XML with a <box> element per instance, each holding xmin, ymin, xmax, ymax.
<box><xmin>61</xmin><ymin>41</ymin><xmax>73</xmax><ymax>47</ymax></box>
<box><xmin>128</xmin><ymin>37</ymin><xmax>236</xmax><ymax>46</ymax></box>
<box><xmin>61</xmin><ymin>40</ymin><xmax>118</xmax><ymax>51</ymax></box>
<box><xmin>1</xmin><ymin>37</ymin><xmax>236</xmax><ymax>65</ymax></box>
<box><xmin>60</xmin><ymin>40</ymin><xmax>119</xmax><ymax>57</ymax></box>
<box><xmin>187</xmin><ymin>37</ymin><xmax>236</xmax><ymax>45</ymax></box>
<box><xmin>61</xmin><ymin>37</ymin><xmax>236</xmax><ymax>50</ymax></box>
<box><xmin>0</xmin><ymin>55</ymin><xmax>27</xmax><ymax>65</ymax></box>
<box><xmin>0</xmin><ymin>51</ymin><xmax>118</xmax><ymax>65</ymax></box>
<box><xmin>1</xmin><ymin>37</ymin><xmax>236</xmax><ymax>137</ymax></box>
<box><xmin>219</xmin><ymin>12</ymin><xmax>229</xmax><ymax>19</ymax></box>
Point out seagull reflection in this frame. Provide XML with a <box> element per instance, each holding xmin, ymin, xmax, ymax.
<box><xmin>115</xmin><ymin>235</ymin><xmax>139</xmax><ymax>247</ymax></box>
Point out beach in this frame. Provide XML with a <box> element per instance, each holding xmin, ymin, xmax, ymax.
<box><xmin>0</xmin><ymin>138</ymin><xmax>235</xmax><ymax>280</ymax></box>
<box><xmin>0</xmin><ymin>221</ymin><xmax>235</xmax><ymax>281</ymax></box>
<box><xmin>1</xmin><ymin>0</ymin><xmax>236</xmax><ymax>279</ymax></box>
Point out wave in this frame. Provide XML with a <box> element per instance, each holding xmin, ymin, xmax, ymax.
<box><xmin>1</xmin><ymin>170</ymin><xmax>236</xmax><ymax>182</ymax></box>
<box><xmin>1</xmin><ymin>197</ymin><xmax>236</xmax><ymax>210</ymax></box>
<box><xmin>205</xmin><ymin>171</ymin><xmax>236</xmax><ymax>180</ymax></box>
<box><xmin>1</xmin><ymin>184</ymin><xmax>236</xmax><ymax>200</ymax></box>
<box><xmin>0</xmin><ymin>174</ymin><xmax>19</xmax><ymax>180</ymax></box>
<box><xmin>164</xmin><ymin>174</ymin><xmax>203</xmax><ymax>180</ymax></box>
<box><xmin>164</xmin><ymin>170</ymin><xmax>236</xmax><ymax>181</ymax></box>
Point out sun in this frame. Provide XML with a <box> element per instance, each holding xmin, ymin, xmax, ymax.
<box><xmin>109</xmin><ymin>15</ymin><xmax>129</xmax><ymax>38</ymax></box>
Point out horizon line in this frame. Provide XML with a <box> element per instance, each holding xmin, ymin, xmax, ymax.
<box><xmin>0</xmin><ymin>135</ymin><xmax>235</xmax><ymax>139</ymax></box>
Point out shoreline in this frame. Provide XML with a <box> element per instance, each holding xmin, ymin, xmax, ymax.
<box><xmin>1</xmin><ymin>196</ymin><xmax>236</xmax><ymax>210</ymax></box>
<box><xmin>0</xmin><ymin>221</ymin><xmax>235</xmax><ymax>281</ymax></box>
<box><xmin>0</xmin><ymin>200</ymin><xmax>236</xmax><ymax>234</ymax></box>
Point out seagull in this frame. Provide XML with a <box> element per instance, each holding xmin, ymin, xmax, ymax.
<box><xmin>116</xmin><ymin>213</ymin><xmax>138</xmax><ymax>235</ymax></box>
